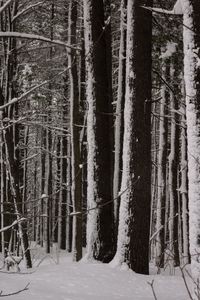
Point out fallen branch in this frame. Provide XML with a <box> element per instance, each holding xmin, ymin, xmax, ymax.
<box><xmin>0</xmin><ymin>283</ymin><xmax>29</xmax><ymax>297</ymax></box>
<box><xmin>147</xmin><ymin>280</ymin><xmax>158</xmax><ymax>300</ymax></box>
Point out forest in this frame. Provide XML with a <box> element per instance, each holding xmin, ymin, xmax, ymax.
<box><xmin>0</xmin><ymin>0</ymin><xmax>200</xmax><ymax>299</ymax></box>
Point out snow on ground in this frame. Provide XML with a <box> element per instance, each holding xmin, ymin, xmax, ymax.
<box><xmin>0</xmin><ymin>248</ymin><xmax>192</xmax><ymax>300</ymax></box>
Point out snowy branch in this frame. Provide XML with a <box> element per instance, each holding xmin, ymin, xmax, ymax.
<box><xmin>0</xmin><ymin>218</ymin><xmax>26</xmax><ymax>233</ymax></box>
<box><xmin>0</xmin><ymin>69</ymin><xmax>70</xmax><ymax>111</ymax></box>
<box><xmin>0</xmin><ymin>32</ymin><xmax>81</xmax><ymax>51</ymax></box>
<box><xmin>12</xmin><ymin>2</ymin><xmax>45</xmax><ymax>22</ymax></box>
<box><xmin>141</xmin><ymin>1</ymin><xmax>183</xmax><ymax>15</ymax></box>
<box><xmin>0</xmin><ymin>0</ymin><xmax>14</xmax><ymax>15</ymax></box>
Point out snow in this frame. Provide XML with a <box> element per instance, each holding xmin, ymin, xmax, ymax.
<box><xmin>160</xmin><ymin>42</ymin><xmax>177</xmax><ymax>59</ymax></box>
<box><xmin>0</xmin><ymin>251</ymin><xmax>192</xmax><ymax>300</ymax></box>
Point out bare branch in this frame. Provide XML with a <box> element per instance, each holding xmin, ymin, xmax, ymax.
<box><xmin>0</xmin><ymin>218</ymin><xmax>26</xmax><ymax>233</ymax></box>
<box><xmin>0</xmin><ymin>32</ymin><xmax>81</xmax><ymax>51</ymax></box>
<box><xmin>0</xmin><ymin>0</ymin><xmax>14</xmax><ymax>15</ymax></box>
<box><xmin>12</xmin><ymin>2</ymin><xmax>45</xmax><ymax>22</ymax></box>
<box><xmin>147</xmin><ymin>280</ymin><xmax>158</xmax><ymax>300</ymax></box>
<box><xmin>0</xmin><ymin>68</ymin><xmax>70</xmax><ymax>111</ymax></box>
<box><xmin>0</xmin><ymin>283</ymin><xmax>29</xmax><ymax>297</ymax></box>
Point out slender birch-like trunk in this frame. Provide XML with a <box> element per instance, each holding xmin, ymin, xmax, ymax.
<box><xmin>179</xmin><ymin>86</ymin><xmax>190</xmax><ymax>265</ymax></box>
<box><xmin>155</xmin><ymin>60</ymin><xmax>169</xmax><ymax>268</ymax></box>
<box><xmin>113</xmin><ymin>0</ymin><xmax>127</xmax><ymax>234</ymax></box>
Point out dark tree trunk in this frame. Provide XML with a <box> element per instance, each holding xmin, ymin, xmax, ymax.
<box><xmin>83</xmin><ymin>0</ymin><xmax>114</xmax><ymax>262</ymax></box>
<box><xmin>112</xmin><ymin>0</ymin><xmax>152</xmax><ymax>274</ymax></box>
<box><xmin>67</xmin><ymin>0</ymin><xmax>82</xmax><ymax>261</ymax></box>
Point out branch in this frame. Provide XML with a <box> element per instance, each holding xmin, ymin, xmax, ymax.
<box><xmin>0</xmin><ymin>68</ymin><xmax>70</xmax><ymax>111</ymax></box>
<box><xmin>0</xmin><ymin>283</ymin><xmax>29</xmax><ymax>297</ymax></box>
<box><xmin>0</xmin><ymin>0</ymin><xmax>14</xmax><ymax>15</ymax></box>
<box><xmin>0</xmin><ymin>218</ymin><xmax>26</xmax><ymax>233</ymax></box>
<box><xmin>0</xmin><ymin>32</ymin><xmax>81</xmax><ymax>51</ymax></box>
<box><xmin>141</xmin><ymin>0</ymin><xmax>183</xmax><ymax>15</ymax></box>
<box><xmin>147</xmin><ymin>280</ymin><xmax>158</xmax><ymax>300</ymax></box>
<box><xmin>12</xmin><ymin>2</ymin><xmax>45</xmax><ymax>22</ymax></box>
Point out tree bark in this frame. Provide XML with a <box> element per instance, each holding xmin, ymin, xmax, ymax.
<box><xmin>67</xmin><ymin>0</ymin><xmax>82</xmax><ymax>262</ymax></box>
<box><xmin>182</xmin><ymin>0</ymin><xmax>200</xmax><ymax>286</ymax></box>
<box><xmin>155</xmin><ymin>60</ymin><xmax>169</xmax><ymax>268</ymax></box>
<box><xmin>113</xmin><ymin>0</ymin><xmax>127</xmax><ymax>236</ymax></box>
<box><xmin>111</xmin><ymin>0</ymin><xmax>152</xmax><ymax>274</ymax></box>
<box><xmin>83</xmin><ymin>0</ymin><xmax>114</xmax><ymax>262</ymax></box>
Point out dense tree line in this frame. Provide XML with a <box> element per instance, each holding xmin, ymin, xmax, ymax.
<box><xmin>0</xmin><ymin>0</ymin><xmax>200</xmax><ymax>296</ymax></box>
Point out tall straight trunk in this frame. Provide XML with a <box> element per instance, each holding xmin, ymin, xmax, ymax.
<box><xmin>40</xmin><ymin>125</ymin><xmax>46</xmax><ymax>247</ymax></box>
<box><xmin>45</xmin><ymin>0</ymin><xmax>55</xmax><ymax>253</ymax></box>
<box><xmin>83</xmin><ymin>0</ymin><xmax>114</xmax><ymax>262</ymax></box>
<box><xmin>111</xmin><ymin>0</ymin><xmax>152</xmax><ymax>274</ymax></box>
<box><xmin>180</xmin><ymin>87</ymin><xmax>190</xmax><ymax>265</ymax></box>
<box><xmin>155</xmin><ymin>60</ymin><xmax>169</xmax><ymax>268</ymax></box>
<box><xmin>168</xmin><ymin>60</ymin><xmax>180</xmax><ymax>267</ymax></box>
<box><xmin>104</xmin><ymin>0</ymin><xmax>114</xmax><ymax>202</ymax></box>
<box><xmin>67</xmin><ymin>0</ymin><xmax>82</xmax><ymax>262</ymax></box>
<box><xmin>0</xmin><ymin>102</ymin><xmax>32</xmax><ymax>268</ymax></box>
<box><xmin>182</xmin><ymin>0</ymin><xmax>200</xmax><ymax>286</ymax></box>
<box><xmin>66</xmin><ymin>143</ymin><xmax>72</xmax><ymax>252</ymax></box>
<box><xmin>113</xmin><ymin>0</ymin><xmax>127</xmax><ymax>235</ymax></box>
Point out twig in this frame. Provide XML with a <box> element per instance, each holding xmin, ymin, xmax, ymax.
<box><xmin>147</xmin><ymin>280</ymin><xmax>158</xmax><ymax>300</ymax></box>
<box><xmin>0</xmin><ymin>283</ymin><xmax>29</xmax><ymax>297</ymax></box>
<box><xmin>179</xmin><ymin>266</ymin><xmax>193</xmax><ymax>300</ymax></box>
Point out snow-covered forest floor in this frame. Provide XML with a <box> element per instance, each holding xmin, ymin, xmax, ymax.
<box><xmin>0</xmin><ymin>245</ymin><xmax>192</xmax><ymax>299</ymax></box>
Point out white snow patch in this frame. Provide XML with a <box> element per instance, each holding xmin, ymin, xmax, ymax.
<box><xmin>0</xmin><ymin>251</ymin><xmax>193</xmax><ymax>300</ymax></box>
<box><xmin>160</xmin><ymin>42</ymin><xmax>177</xmax><ymax>59</ymax></box>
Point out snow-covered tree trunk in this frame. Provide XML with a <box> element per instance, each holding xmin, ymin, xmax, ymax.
<box><xmin>179</xmin><ymin>86</ymin><xmax>190</xmax><ymax>265</ymax></box>
<box><xmin>168</xmin><ymin>59</ymin><xmax>180</xmax><ymax>267</ymax></box>
<box><xmin>111</xmin><ymin>0</ymin><xmax>152</xmax><ymax>274</ymax></box>
<box><xmin>113</xmin><ymin>0</ymin><xmax>127</xmax><ymax>235</ymax></box>
<box><xmin>83</xmin><ymin>0</ymin><xmax>114</xmax><ymax>262</ymax></box>
<box><xmin>182</xmin><ymin>0</ymin><xmax>200</xmax><ymax>287</ymax></box>
<box><xmin>68</xmin><ymin>0</ymin><xmax>82</xmax><ymax>262</ymax></box>
<box><xmin>155</xmin><ymin>61</ymin><xmax>169</xmax><ymax>268</ymax></box>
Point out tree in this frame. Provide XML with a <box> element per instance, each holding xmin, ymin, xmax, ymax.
<box><xmin>111</xmin><ymin>0</ymin><xmax>152</xmax><ymax>274</ymax></box>
<box><xmin>113</xmin><ymin>0</ymin><xmax>127</xmax><ymax>235</ymax></box>
<box><xmin>83</xmin><ymin>0</ymin><xmax>114</xmax><ymax>262</ymax></box>
<box><xmin>155</xmin><ymin>56</ymin><xmax>169</xmax><ymax>268</ymax></box>
<box><xmin>67</xmin><ymin>0</ymin><xmax>82</xmax><ymax>261</ymax></box>
<box><xmin>181</xmin><ymin>0</ymin><xmax>200</xmax><ymax>289</ymax></box>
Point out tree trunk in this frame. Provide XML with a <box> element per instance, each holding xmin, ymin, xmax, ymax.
<box><xmin>83</xmin><ymin>0</ymin><xmax>114</xmax><ymax>262</ymax></box>
<box><xmin>182</xmin><ymin>0</ymin><xmax>200</xmax><ymax>287</ymax></box>
<box><xmin>155</xmin><ymin>60</ymin><xmax>169</xmax><ymax>268</ymax></box>
<box><xmin>113</xmin><ymin>0</ymin><xmax>127</xmax><ymax>236</ymax></box>
<box><xmin>111</xmin><ymin>0</ymin><xmax>152</xmax><ymax>274</ymax></box>
<box><xmin>168</xmin><ymin>59</ymin><xmax>180</xmax><ymax>267</ymax></box>
<box><xmin>180</xmin><ymin>85</ymin><xmax>190</xmax><ymax>265</ymax></box>
<box><xmin>67</xmin><ymin>0</ymin><xmax>82</xmax><ymax>262</ymax></box>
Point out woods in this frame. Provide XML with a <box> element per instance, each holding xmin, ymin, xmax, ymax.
<box><xmin>0</xmin><ymin>0</ymin><xmax>200</xmax><ymax>298</ymax></box>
